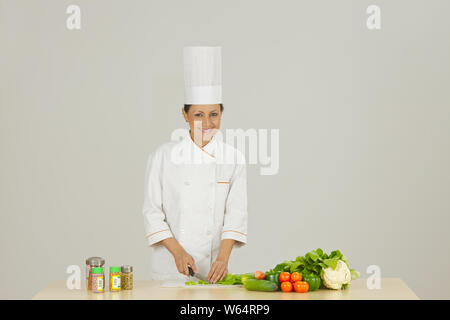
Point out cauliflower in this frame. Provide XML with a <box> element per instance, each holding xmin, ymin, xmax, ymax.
<box><xmin>321</xmin><ymin>260</ymin><xmax>351</xmax><ymax>290</ymax></box>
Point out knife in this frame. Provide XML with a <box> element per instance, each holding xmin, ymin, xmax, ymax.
<box><xmin>188</xmin><ymin>265</ymin><xmax>209</xmax><ymax>283</ymax></box>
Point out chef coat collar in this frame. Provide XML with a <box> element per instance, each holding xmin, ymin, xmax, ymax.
<box><xmin>200</xmin><ymin>132</ymin><xmax>217</xmax><ymax>158</ymax></box>
<box><xmin>183</xmin><ymin>129</ymin><xmax>219</xmax><ymax>161</ymax></box>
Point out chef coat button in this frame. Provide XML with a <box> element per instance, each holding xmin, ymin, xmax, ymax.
<box><xmin>184</xmin><ymin>181</ymin><xmax>190</xmax><ymax>186</ymax></box>
<box><xmin>206</xmin><ymin>230</ymin><xmax>211</xmax><ymax>236</ymax></box>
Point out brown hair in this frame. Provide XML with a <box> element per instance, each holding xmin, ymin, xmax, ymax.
<box><xmin>184</xmin><ymin>104</ymin><xmax>224</xmax><ymax>113</ymax></box>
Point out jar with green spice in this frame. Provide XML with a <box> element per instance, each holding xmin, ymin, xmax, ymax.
<box><xmin>91</xmin><ymin>267</ymin><xmax>104</xmax><ymax>293</ymax></box>
<box><xmin>121</xmin><ymin>265</ymin><xmax>133</xmax><ymax>290</ymax></box>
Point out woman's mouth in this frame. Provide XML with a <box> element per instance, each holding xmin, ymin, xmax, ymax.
<box><xmin>202</xmin><ymin>128</ymin><xmax>214</xmax><ymax>134</ymax></box>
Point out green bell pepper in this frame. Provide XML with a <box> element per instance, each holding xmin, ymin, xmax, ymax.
<box><xmin>265</xmin><ymin>271</ymin><xmax>282</xmax><ymax>290</ymax></box>
<box><xmin>302</xmin><ymin>273</ymin><xmax>321</xmax><ymax>291</ymax></box>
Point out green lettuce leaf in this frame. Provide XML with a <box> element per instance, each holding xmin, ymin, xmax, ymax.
<box><xmin>323</xmin><ymin>258</ymin><xmax>339</xmax><ymax>270</ymax></box>
<box><xmin>350</xmin><ymin>269</ymin><xmax>360</xmax><ymax>280</ymax></box>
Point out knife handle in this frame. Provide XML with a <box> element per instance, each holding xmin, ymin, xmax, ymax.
<box><xmin>187</xmin><ymin>265</ymin><xmax>195</xmax><ymax>277</ymax></box>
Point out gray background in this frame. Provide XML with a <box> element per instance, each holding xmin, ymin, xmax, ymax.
<box><xmin>1</xmin><ymin>0</ymin><xmax>449</xmax><ymax>299</ymax></box>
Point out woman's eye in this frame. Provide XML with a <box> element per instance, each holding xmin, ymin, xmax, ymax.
<box><xmin>211</xmin><ymin>113</ymin><xmax>218</xmax><ymax>117</ymax></box>
<box><xmin>194</xmin><ymin>114</ymin><xmax>203</xmax><ymax>117</ymax></box>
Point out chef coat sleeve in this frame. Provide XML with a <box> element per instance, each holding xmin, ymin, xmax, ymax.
<box><xmin>221</xmin><ymin>157</ymin><xmax>248</xmax><ymax>247</ymax></box>
<box><xmin>142</xmin><ymin>150</ymin><xmax>174</xmax><ymax>247</ymax></box>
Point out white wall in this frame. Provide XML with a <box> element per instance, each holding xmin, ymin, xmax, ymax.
<box><xmin>1</xmin><ymin>0</ymin><xmax>449</xmax><ymax>299</ymax></box>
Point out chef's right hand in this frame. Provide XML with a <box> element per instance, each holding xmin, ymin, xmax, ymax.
<box><xmin>173</xmin><ymin>248</ymin><xmax>198</xmax><ymax>276</ymax></box>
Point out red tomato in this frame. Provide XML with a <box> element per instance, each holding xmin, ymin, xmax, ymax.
<box><xmin>290</xmin><ymin>272</ymin><xmax>302</xmax><ymax>283</ymax></box>
<box><xmin>279</xmin><ymin>272</ymin><xmax>291</xmax><ymax>283</ymax></box>
<box><xmin>254</xmin><ymin>271</ymin><xmax>266</xmax><ymax>280</ymax></box>
<box><xmin>294</xmin><ymin>281</ymin><xmax>309</xmax><ymax>293</ymax></box>
<box><xmin>281</xmin><ymin>281</ymin><xmax>293</xmax><ymax>292</ymax></box>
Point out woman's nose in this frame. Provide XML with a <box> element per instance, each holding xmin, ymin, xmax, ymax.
<box><xmin>203</xmin><ymin>118</ymin><xmax>212</xmax><ymax>128</ymax></box>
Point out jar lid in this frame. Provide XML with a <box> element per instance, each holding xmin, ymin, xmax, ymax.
<box><xmin>86</xmin><ymin>257</ymin><xmax>105</xmax><ymax>266</ymax></box>
<box><xmin>92</xmin><ymin>267</ymin><xmax>103</xmax><ymax>274</ymax></box>
<box><xmin>110</xmin><ymin>266</ymin><xmax>121</xmax><ymax>273</ymax></box>
<box><xmin>121</xmin><ymin>265</ymin><xmax>133</xmax><ymax>273</ymax></box>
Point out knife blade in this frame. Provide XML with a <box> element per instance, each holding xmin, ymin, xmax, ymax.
<box><xmin>188</xmin><ymin>265</ymin><xmax>209</xmax><ymax>283</ymax></box>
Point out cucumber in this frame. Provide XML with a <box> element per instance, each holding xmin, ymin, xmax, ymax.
<box><xmin>243</xmin><ymin>279</ymin><xmax>278</xmax><ymax>292</ymax></box>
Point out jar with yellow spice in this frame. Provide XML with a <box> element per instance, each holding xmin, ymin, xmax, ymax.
<box><xmin>109</xmin><ymin>266</ymin><xmax>121</xmax><ymax>292</ymax></box>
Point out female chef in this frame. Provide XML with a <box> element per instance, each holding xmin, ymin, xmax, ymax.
<box><xmin>142</xmin><ymin>47</ymin><xmax>248</xmax><ymax>283</ymax></box>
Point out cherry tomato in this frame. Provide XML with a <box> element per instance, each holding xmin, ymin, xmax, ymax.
<box><xmin>294</xmin><ymin>281</ymin><xmax>309</xmax><ymax>293</ymax></box>
<box><xmin>279</xmin><ymin>272</ymin><xmax>291</xmax><ymax>283</ymax></box>
<box><xmin>281</xmin><ymin>281</ymin><xmax>293</xmax><ymax>292</ymax></box>
<box><xmin>254</xmin><ymin>271</ymin><xmax>266</xmax><ymax>280</ymax></box>
<box><xmin>290</xmin><ymin>272</ymin><xmax>302</xmax><ymax>283</ymax></box>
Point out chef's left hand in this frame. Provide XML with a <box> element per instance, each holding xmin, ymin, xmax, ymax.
<box><xmin>208</xmin><ymin>259</ymin><xmax>228</xmax><ymax>283</ymax></box>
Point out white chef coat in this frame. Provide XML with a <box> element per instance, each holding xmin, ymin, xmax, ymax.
<box><xmin>142</xmin><ymin>130</ymin><xmax>248</xmax><ymax>280</ymax></box>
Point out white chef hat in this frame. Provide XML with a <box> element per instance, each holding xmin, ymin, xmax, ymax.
<box><xmin>183</xmin><ymin>46</ymin><xmax>222</xmax><ymax>104</ymax></box>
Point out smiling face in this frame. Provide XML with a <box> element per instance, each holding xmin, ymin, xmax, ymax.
<box><xmin>182</xmin><ymin>104</ymin><xmax>222</xmax><ymax>146</ymax></box>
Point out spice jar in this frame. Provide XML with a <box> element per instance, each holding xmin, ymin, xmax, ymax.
<box><xmin>86</xmin><ymin>257</ymin><xmax>105</xmax><ymax>290</ymax></box>
<box><xmin>91</xmin><ymin>267</ymin><xmax>104</xmax><ymax>293</ymax></box>
<box><xmin>109</xmin><ymin>266</ymin><xmax>121</xmax><ymax>292</ymax></box>
<box><xmin>121</xmin><ymin>265</ymin><xmax>133</xmax><ymax>290</ymax></box>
